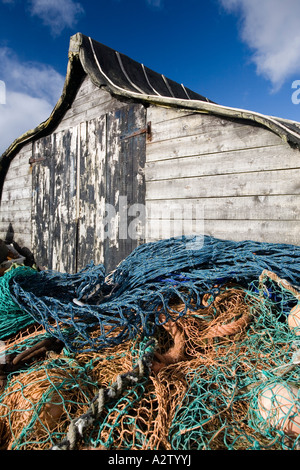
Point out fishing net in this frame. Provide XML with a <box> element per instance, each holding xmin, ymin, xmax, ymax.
<box><xmin>0</xmin><ymin>265</ymin><xmax>37</xmax><ymax>339</ymax></box>
<box><xmin>0</xmin><ymin>326</ymin><xmax>154</xmax><ymax>450</ymax></box>
<box><xmin>0</xmin><ymin>235</ymin><xmax>300</xmax><ymax>450</ymax></box>
<box><xmin>7</xmin><ymin>235</ymin><xmax>300</xmax><ymax>352</ymax></box>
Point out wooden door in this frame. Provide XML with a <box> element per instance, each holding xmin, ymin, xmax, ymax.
<box><xmin>77</xmin><ymin>103</ymin><xmax>146</xmax><ymax>272</ymax></box>
<box><xmin>32</xmin><ymin>103</ymin><xmax>146</xmax><ymax>273</ymax></box>
<box><xmin>32</xmin><ymin>128</ymin><xmax>78</xmax><ymax>273</ymax></box>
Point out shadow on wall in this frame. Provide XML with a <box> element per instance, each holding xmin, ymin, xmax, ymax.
<box><xmin>0</xmin><ymin>223</ymin><xmax>36</xmax><ymax>275</ymax></box>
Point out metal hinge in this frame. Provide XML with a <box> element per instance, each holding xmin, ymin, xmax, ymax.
<box><xmin>120</xmin><ymin>121</ymin><xmax>152</xmax><ymax>141</ymax></box>
<box><xmin>29</xmin><ymin>156</ymin><xmax>46</xmax><ymax>164</ymax></box>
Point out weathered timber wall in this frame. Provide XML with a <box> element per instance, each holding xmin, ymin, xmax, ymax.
<box><xmin>0</xmin><ymin>75</ymin><xmax>146</xmax><ymax>271</ymax></box>
<box><xmin>2</xmin><ymin>73</ymin><xmax>300</xmax><ymax>274</ymax></box>
<box><xmin>0</xmin><ymin>142</ymin><xmax>32</xmax><ymax>247</ymax></box>
<box><xmin>54</xmin><ymin>75</ymin><xmax>128</xmax><ymax>133</ymax></box>
<box><xmin>145</xmin><ymin>106</ymin><xmax>300</xmax><ymax>245</ymax></box>
<box><xmin>76</xmin><ymin>103</ymin><xmax>146</xmax><ymax>273</ymax></box>
<box><xmin>31</xmin><ymin>76</ymin><xmax>146</xmax><ymax>272</ymax></box>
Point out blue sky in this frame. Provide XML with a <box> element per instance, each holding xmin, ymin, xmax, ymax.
<box><xmin>0</xmin><ymin>0</ymin><xmax>300</xmax><ymax>154</ymax></box>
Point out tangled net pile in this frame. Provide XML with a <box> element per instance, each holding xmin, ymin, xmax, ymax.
<box><xmin>0</xmin><ymin>235</ymin><xmax>300</xmax><ymax>450</ymax></box>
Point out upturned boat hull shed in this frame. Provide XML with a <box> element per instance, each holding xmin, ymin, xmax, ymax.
<box><xmin>1</xmin><ymin>33</ymin><xmax>300</xmax><ymax>272</ymax></box>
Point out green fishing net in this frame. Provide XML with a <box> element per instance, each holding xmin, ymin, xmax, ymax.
<box><xmin>0</xmin><ymin>265</ymin><xmax>37</xmax><ymax>339</ymax></box>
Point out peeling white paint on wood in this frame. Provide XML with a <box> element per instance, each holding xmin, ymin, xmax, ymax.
<box><xmin>30</xmin><ymin>79</ymin><xmax>146</xmax><ymax>272</ymax></box>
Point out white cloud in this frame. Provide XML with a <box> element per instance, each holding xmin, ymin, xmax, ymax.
<box><xmin>146</xmin><ymin>0</ymin><xmax>164</xmax><ymax>9</ymax></box>
<box><xmin>0</xmin><ymin>47</ymin><xmax>64</xmax><ymax>104</ymax></box>
<box><xmin>0</xmin><ymin>91</ymin><xmax>53</xmax><ymax>154</ymax></box>
<box><xmin>28</xmin><ymin>0</ymin><xmax>84</xmax><ymax>36</ymax></box>
<box><xmin>0</xmin><ymin>47</ymin><xmax>64</xmax><ymax>154</ymax></box>
<box><xmin>220</xmin><ymin>0</ymin><xmax>300</xmax><ymax>90</ymax></box>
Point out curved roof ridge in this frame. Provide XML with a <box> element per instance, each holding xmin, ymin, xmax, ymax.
<box><xmin>79</xmin><ymin>34</ymin><xmax>300</xmax><ymax>148</ymax></box>
<box><xmin>80</xmin><ymin>34</ymin><xmax>211</xmax><ymax>102</ymax></box>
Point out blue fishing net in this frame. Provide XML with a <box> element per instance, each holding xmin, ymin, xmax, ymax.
<box><xmin>7</xmin><ymin>235</ymin><xmax>300</xmax><ymax>353</ymax></box>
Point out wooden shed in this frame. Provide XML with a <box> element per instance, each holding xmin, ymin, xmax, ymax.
<box><xmin>1</xmin><ymin>32</ymin><xmax>300</xmax><ymax>273</ymax></box>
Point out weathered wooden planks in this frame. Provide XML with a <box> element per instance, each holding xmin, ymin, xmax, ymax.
<box><xmin>2</xmin><ymin>175</ymin><xmax>32</xmax><ymax>193</ymax></box>
<box><xmin>145</xmin><ymin>145</ymin><xmax>300</xmax><ymax>181</ymax></box>
<box><xmin>2</xmin><ymin>73</ymin><xmax>300</xmax><ymax>271</ymax></box>
<box><xmin>146</xmin><ymin>169</ymin><xmax>300</xmax><ymax>200</ymax></box>
<box><xmin>146</xmin><ymin>219</ymin><xmax>300</xmax><ymax>246</ymax></box>
<box><xmin>103</xmin><ymin>104</ymin><xmax>146</xmax><ymax>272</ymax></box>
<box><xmin>32</xmin><ymin>130</ymin><xmax>78</xmax><ymax>272</ymax></box>
<box><xmin>0</xmin><ymin>197</ymin><xmax>31</xmax><ymax>213</ymax></box>
<box><xmin>148</xmin><ymin>110</ymin><xmax>249</xmax><ymax>144</ymax></box>
<box><xmin>51</xmin><ymin>129</ymin><xmax>78</xmax><ymax>273</ymax></box>
<box><xmin>146</xmin><ymin>195</ymin><xmax>300</xmax><ymax>221</ymax></box>
<box><xmin>32</xmin><ymin>135</ymin><xmax>53</xmax><ymax>269</ymax></box>
<box><xmin>203</xmin><ymin>220</ymin><xmax>300</xmax><ymax>246</ymax></box>
<box><xmin>1</xmin><ymin>187</ymin><xmax>32</xmax><ymax>202</ymax></box>
<box><xmin>73</xmin><ymin>103</ymin><xmax>146</xmax><ymax>273</ymax></box>
<box><xmin>32</xmin><ymin>100</ymin><xmax>146</xmax><ymax>272</ymax></box>
<box><xmin>32</xmin><ymin>137</ymin><xmax>54</xmax><ymax>266</ymax></box>
<box><xmin>77</xmin><ymin>116</ymin><xmax>106</xmax><ymax>269</ymax></box>
<box><xmin>146</xmin><ymin>106</ymin><xmax>198</xmax><ymax>125</ymax></box>
<box><xmin>145</xmin><ymin>104</ymin><xmax>300</xmax><ymax>246</ymax></box>
<box><xmin>146</xmin><ymin>125</ymin><xmax>284</xmax><ymax>162</ymax></box>
<box><xmin>55</xmin><ymin>75</ymin><xmax>128</xmax><ymax>134</ymax></box>
<box><xmin>0</xmin><ymin>142</ymin><xmax>32</xmax><ymax>247</ymax></box>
